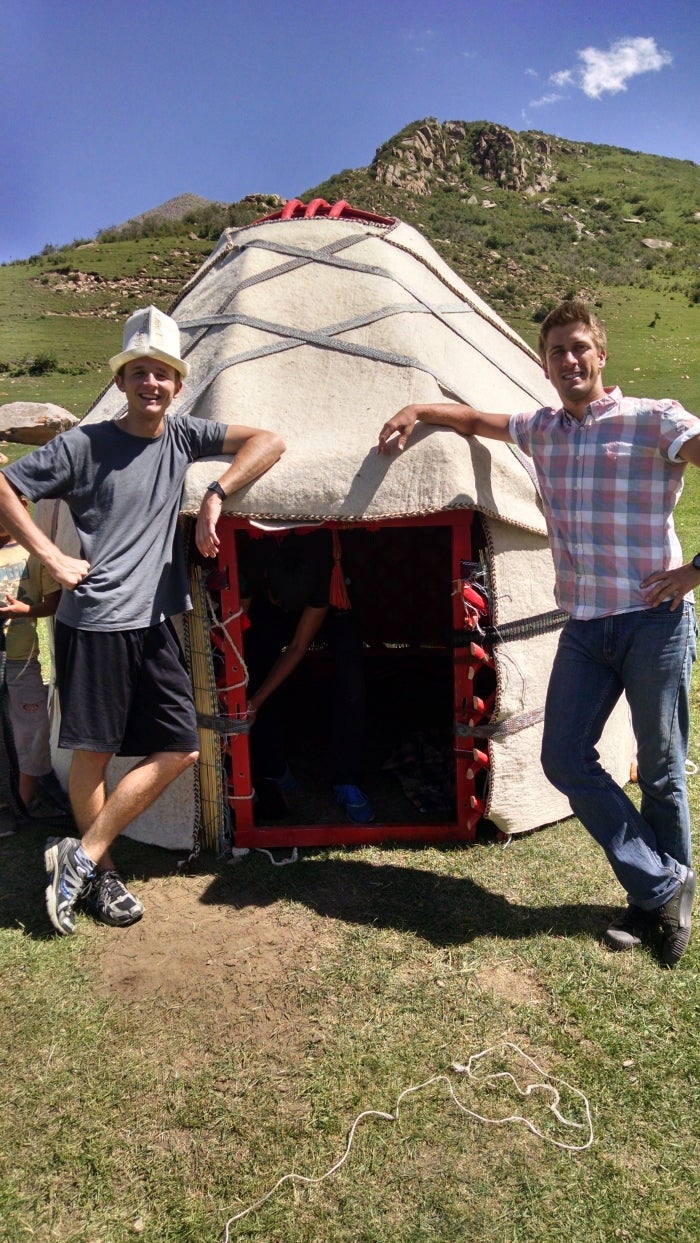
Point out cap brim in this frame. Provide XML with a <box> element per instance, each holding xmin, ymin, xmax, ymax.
<box><xmin>109</xmin><ymin>347</ymin><xmax>189</xmax><ymax>379</ymax></box>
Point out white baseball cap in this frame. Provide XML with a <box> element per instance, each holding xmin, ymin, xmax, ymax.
<box><xmin>109</xmin><ymin>306</ymin><xmax>190</xmax><ymax>378</ymax></box>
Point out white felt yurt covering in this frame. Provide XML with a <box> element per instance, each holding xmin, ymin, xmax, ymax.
<box><xmin>47</xmin><ymin>207</ymin><xmax>633</xmax><ymax>848</ymax></box>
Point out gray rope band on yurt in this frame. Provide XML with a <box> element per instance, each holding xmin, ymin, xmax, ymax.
<box><xmin>178</xmin><ymin>233</ymin><xmax>548</xmax><ymax>407</ymax></box>
<box><xmin>452</xmin><ymin>609</ymin><xmax>568</xmax><ymax>648</ymax></box>
<box><xmin>456</xmin><ymin>706</ymin><xmax>546</xmax><ymax>739</ymax></box>
<box><xmin>195</xmin><ymin>712</ymin><xmax>251</xmax><ymax>735</ymax></box>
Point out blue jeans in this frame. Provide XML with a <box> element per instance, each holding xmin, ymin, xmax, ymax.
<box><xmin>541</xmin><ymin>601</ymin><xmax>696</xmax><ymax>910</ymax></box>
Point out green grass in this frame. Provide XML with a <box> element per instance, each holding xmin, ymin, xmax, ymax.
<box><xmin>0</xmin><ymin>237</ymin><xmax>211</xmax><ymax>415</ymax></box>
<box><xmin>1</xmin><ymin>819</ymin><xmax>699</xmax><ymax>1243</ymax></box>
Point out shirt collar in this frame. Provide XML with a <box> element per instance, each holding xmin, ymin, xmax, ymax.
<box><xmin>588</xmin><ymin>385</ymin><xmax>622</xmax><ymax>415</ymax></box>
<box><xmin>559</xmin><ymin>385</ymin><xmax>622</xmax><ymax>425</ymax></box>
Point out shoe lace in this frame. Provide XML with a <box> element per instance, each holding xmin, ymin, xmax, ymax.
<box><xmin>96</xmin><ymin>870</ymin><xmax>126</xmax><ymax>904</ymax></box>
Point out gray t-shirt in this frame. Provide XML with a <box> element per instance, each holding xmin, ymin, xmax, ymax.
<box><xmin>4</xmin><ymin>415</ymin><xmax>228</xmax><ymax>631</ymax></box>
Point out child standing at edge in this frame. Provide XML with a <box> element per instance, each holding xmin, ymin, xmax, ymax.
<box><xmin>0</xmin><ymin>504</ymin><xmax>67</xmax><ymax>822</ymax></box>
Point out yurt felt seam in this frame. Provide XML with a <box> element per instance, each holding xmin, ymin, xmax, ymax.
<box><xmin>173</xmin><ymin>331</ymin><xmax>489</xmax><ymax>419</ymax></box>
<box><xmin>179</xmin><ymin>302</ymin><xmax>466</xmax><ymax>333</ymax></box>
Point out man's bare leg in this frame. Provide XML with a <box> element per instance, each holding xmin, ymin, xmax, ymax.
<box><xmin>69</xmin><ymin>750</ymin><xmax>113</xmax><ymax>868</ymax></box>
<box><xmin>45</xmin><ymin>748</ymin><xmax>198</xmax><ymax>934</ymax></box>
<box><xmin>75</xmin><ymin>749</ymin><xmax>198</xmax><ymax>867</ymax></box>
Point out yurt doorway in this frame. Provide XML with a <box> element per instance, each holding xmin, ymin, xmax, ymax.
<box><xmin>195</xmin><ymin>512</ymin><xmax>494</xmax><ymax>848</ymax></box>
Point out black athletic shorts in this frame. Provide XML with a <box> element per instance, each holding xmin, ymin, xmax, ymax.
<box><xmin>54</xmin><ymin>618</ymin><xmax>199</xmax><ymax>756</ymax></box>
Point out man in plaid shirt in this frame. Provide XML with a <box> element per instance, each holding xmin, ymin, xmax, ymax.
<box><xmin>378</xmin><ymin>299</ymin><xmax>698</xmax><ymax>967</ymax></box>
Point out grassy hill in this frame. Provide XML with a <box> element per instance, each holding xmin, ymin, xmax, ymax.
<box><xmin>1</xmin><ymin>118</ymin><xmax>698</xmax><ymax>418</ymax></box>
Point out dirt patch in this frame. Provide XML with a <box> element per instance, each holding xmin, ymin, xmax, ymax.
<box><xmin>473</xmin><ymin>960</ymin><xmax>548</xmax><ymax>1008</ymax></box>
<box><xmin>94</xmin><ymin>867</ymin><xmax>333</xmax><ymax>1050</ymax></box>
<box><xmin>0</xmin><ymin>727</ymin><xmax>336</xmax><ymax>1055</ymax></box>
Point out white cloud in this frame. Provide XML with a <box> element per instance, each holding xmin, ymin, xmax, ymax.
<box><xmin>525</xmin><ymin>67</ymin><xmax>538</xmax><ymax>79</ymax></box>
<box><xmin>580</xmin><ymin>36</ymin><xmax>672</xmax><ymax>98</ymax></box>
<box><xmin>551</xmin><ymin>36</ymin><xmax>672</xmax><ymax>101</ymax></box>
<box><xmin>529</xmin><ymin>92</ymin><xmax>564</xmax><ymax>108</ymax></box>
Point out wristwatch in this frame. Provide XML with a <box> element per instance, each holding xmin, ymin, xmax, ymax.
<box><xmin>206</xmin><ymin>481</ymin><xmax>226</xmax><ymax>501</ymax></box>
<box><xmin>692</xmin><ymin>553</ymin><xmax>700</xmax><ymax>571</ymax></box>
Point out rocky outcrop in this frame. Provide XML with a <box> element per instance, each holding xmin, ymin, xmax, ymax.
<box><xmin>371</xmin><ymin>119</ymin><xmax>557</xmax><ymax>196</ymax></box>
<box><xmin>0</xmin><ymin>402</ymin><xmax>78</xmax><ymax>445</ymax></box>
<box><xmin>372</xmin><ymin>119</ymin><xmax>457</xmax><ymax>196</ymax></box>
<box><xmin>472</xmin><ymin>126</ymin><xmax>555</xmax><ymax>191</ymax></box>
<box><xmin>242</xmin><ymin>193</ymin><xmax>286</xmax><ymax>211</ymax></box>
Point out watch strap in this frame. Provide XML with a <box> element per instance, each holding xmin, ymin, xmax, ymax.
<box><xmin>206</xmin><ymin>481</ymin><xmax>226</xmax><ymax>501</ymax></box>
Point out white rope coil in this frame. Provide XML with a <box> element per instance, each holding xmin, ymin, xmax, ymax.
<box><xmin>223</xmin><ymin>1041</ymin><xmax>593</xmax><ymax>1237</ymax></box>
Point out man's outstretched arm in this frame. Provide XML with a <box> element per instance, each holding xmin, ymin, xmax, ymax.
<box><xmin>377</xmin><ymin>403</ymin><xmax>514</xmax><ymax>454</ymax></box>
<box><xmin>195</xmin><ymin>426</ymin><xmax>285</xmax><ymax>558</ymax></box>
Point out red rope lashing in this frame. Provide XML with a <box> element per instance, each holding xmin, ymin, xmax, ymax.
<box><xmin>329</xmin><ymin>530</ymin><xmax>352</xmax><ymax>610</ymax></box>
<box><xmin>304</xmin><ymin>198</ymin><xmax>330</xmax><ymax>218</ymax></box>
<box><xmin>279</xmin><ymin>198</ymin><xmax>305</xmax><ymax>219</ymax></box>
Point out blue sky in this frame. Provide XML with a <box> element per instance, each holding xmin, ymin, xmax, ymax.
<box><xmin>2</xmin><ymin>0</ymin><xmax>698</xmax><ymax>264</ymax></box>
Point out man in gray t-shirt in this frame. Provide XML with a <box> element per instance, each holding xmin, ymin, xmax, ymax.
<box><xmin>0</xmin><ymin>306</ymin><xmax>284</xmax><ymax>936</ymax></box>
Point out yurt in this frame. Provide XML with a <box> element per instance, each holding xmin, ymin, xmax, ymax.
<box><xmin>48</xmin><ymin>200</ymin><xmax>633</xmax><ymax>854</ymax></box>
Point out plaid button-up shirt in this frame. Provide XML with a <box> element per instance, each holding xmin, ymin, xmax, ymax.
<box><xmin>509</xmin><ymin>386</ymin><xmax>700</xmax><ymax>619</ymax></box>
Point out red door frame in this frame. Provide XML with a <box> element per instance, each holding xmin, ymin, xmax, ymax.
<box><xmin>213</xmin><ymin>511</ymin><xmax>490</xmax><ymax>847</ymax></box>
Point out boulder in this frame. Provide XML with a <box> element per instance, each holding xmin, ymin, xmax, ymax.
<box><xmin>0</xmin><ymin>402</ymin><xmax>78</xmax><ymax>445</ymax></box>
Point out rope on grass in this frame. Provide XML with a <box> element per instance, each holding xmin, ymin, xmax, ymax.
<box><xmin>222</xmin><ymin>1041</ymin><xmax>593</xmax><ymax>1238</ymax></box>
<box><xmin>226</xmin><ymin>845</ymin><xmax>299</xmax><ymax>867</ymax></box>
<box><xmin>254</xmin><ymin>846</ymin><xmax>299</xmax><ymax>867</ymax></box>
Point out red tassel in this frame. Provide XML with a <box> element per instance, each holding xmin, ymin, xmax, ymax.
<box><xmin>329</xmin><ymin>530</ymin><xmax>352</xmax><ymax>610</ymax></box>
